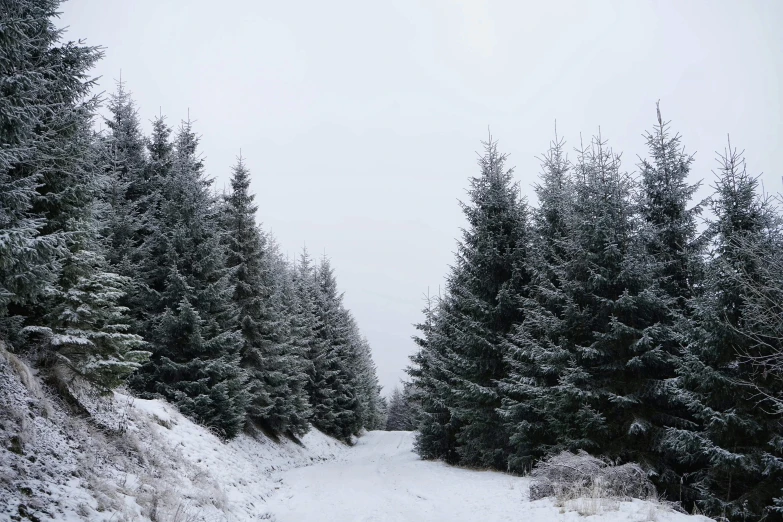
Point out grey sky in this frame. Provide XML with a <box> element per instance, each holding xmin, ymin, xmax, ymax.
<box><xmin>59</xmin><ymin>0</ymin><xmax>782</xmax><ymax>394</ymax></box>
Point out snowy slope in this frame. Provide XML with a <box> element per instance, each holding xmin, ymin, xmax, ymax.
<box><xmin>265</xmin><ymin>431</ymin><xmax>714</xmax><ymax>522</ymax></box>
<box><xmin>0</xmin><ymin>347</ymin><xmax>346</xmax><ymax>521</ymax></box>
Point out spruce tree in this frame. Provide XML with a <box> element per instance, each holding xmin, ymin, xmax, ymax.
<box><xmin>634</xmin><ymin>107</ymin><xmax>705</xmax><ymax>502</ymax></box>
<box><xmin>294</xmin><ymin>249</ymin><xmax>336</xmax><ymax>433</ymax></box>
<box><xmin>269</xmin><ymin>246</ymin><xmax>313</xmax><ymax>436</ymax></box>
<box><xmin>667</xmin><ymin>144</ymin><xmax>783</xmax><ymax>520</ymax></box>
<box><xmin>222</xmin><ymin>156</ymin><xmax>310</xmax><ymax>437</ymax></box>
<box><xmin>313</xmin><ymin>256</ymin><xmax>361</xmax><ymax>440</ymax></box>
<box><xmin>131</xmin><ymin>115</ymin><xmax>174</xmax><ymax>331</ymax></box>
<box><xmin>414</xmin><ymin>137</ymin><xmax>531</xmax><ymax>468</ymax></box>
<box><xmin>351</xmin><ymin>335</ymin><xmax>385</xmax><ymax>431</ymax></box>
<box><xmin>521</xmin><ymin>134</ymin><xmax>674</xmax><ymax>471</ymax></box>
<box><xmin>408</xmin><ymin>292</ymin><xmax>461</xmax><ymax>462</ymax></box>
<box><xmin>98</xmin><ymin>79</ymin><xmax>148</xmax><ymax>276</ymax></box>
<box><xmin>41</xmin><ymin>247</ymin><xmax>150</xmax><ymax>391</ymax></box>
<box><xmin>638</xmin><ymin>104</ymin><xmax>702</xmax><ymax>304</ymax></box>
<box><xmin>0</xmin><ymin>0</ymin><xmax>102</xmax><ymax>337</ymax></box>
<box><xmin>386</xmin><ymin>385</ymin><xmax>417</xmax><ymax>431</ymax></box>
<box><xmin>130</xmin><ymin>119</ymin><xmax>247</xmax><ymax>438</ymax></box>
<box><xmin>501</xmin><ymin>133</ymin><xmax>574</xmax><ymax>472</ymax></box>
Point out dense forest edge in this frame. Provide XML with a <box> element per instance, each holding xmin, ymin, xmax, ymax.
<box><xmin>0</xmin><ymin>0</ymin><xmax>385</xmax><ymax>450</ymax></box>
<box><xmin>402</xmin><ymin>113</ymin><xmax>783</xmax><ymax>520</ymax></box>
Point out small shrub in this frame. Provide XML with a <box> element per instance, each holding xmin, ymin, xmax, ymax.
<box><xmin>529</xmin><ymin>450</ymin><xmax>656</xmax><ymax>504</ymax></box>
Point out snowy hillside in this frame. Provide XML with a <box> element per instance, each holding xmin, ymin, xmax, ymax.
<box><xmin>0</xmin><ymin>347</ymin><xmax>347</xmax><ymax>521</ymax></box>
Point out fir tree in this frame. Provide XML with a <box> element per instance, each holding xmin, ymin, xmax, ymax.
<box><xmin>0</xmin><ymin>0</ymin><xmax>102</xmax><ymax>337</ymax></box>
<box><xmin>130</xmin><ymin>119</ymin><xmax>247</xmax><ymax>438</ymax></box>
<box><xmin>501</xmin><ymin>132</ymin><xmax>574</xmax><ymax>472</ymax></box>
<box><xmin>667</xmin><ymin>143</ymin><xmax>783</xmax><ymax>520</ymax></box>
<box><xmin>408</xmin><ymin>292</ymin><xmax>461</xmax><ymax>462</ymax></box>
<box><xmin>414</xmin><ymin>137</ymin><xmax>531</xmax><ymax>468</ymax></box>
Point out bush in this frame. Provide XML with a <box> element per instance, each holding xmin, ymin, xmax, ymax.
<box><xmin>529</xmin><ymin>450</ymin><xmax>656</xmax><ymax>503</ymax></box>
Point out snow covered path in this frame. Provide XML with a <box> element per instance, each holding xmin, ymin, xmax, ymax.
<box><xmin>265</xmin><ymin>430</ymin><xmax>525</xmax><ymax>521</ymax></box>
<box><xmin>264</xmin><ymin>431</ymin><xmax>709</xmax><ymax>522</ymax></box>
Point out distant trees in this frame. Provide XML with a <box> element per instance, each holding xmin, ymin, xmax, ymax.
<box><xmin>385</xmin><ymin>385</ymin><xmax>417</xmax><ymax>431</ymax></box>
<box><xmin>0</xmin><ymin>0</ymin><xmax>384</xmax><ymax>444</ymax></box>
<box><xmin>409</xmin><ymin>117</ymin><xmax>783</xmax><ymax>520</ymax></box>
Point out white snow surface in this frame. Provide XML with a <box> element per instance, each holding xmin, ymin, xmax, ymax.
<box><xmin>1</xmin><ymin>348</ymin><xmax>713</xmax><ymax>521</ymax></box>
<box><xmin>265</xmin><ymin>430</ymin><xmax>713</xmax><ymax>522</ymax></box>
<box><xmin>0</xmin><ymin>348</ymin><xmax>346</xmax><ymax>521</ymax></box>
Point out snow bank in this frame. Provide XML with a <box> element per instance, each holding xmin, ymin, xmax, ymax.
<box><xmin>0</xmin><ymin>348</ymin><xmax>347</xmax><ymax>521</ymax></box>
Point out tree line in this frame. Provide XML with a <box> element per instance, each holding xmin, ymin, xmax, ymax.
<box><xmin>0</xmin><ymin>0</ymin><xmax>385</xmax><ymax>443</ymax></box>
<box><xmin>407</xmin><ymin>112</ymin><xmax>783</xmax><ymax>520</ymax></box>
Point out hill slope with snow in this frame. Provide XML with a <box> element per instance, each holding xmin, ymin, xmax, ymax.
<box><xmin>0</xmin><ymin>346</ymin><xmax>346</xmax><ymax>521</ymax></box>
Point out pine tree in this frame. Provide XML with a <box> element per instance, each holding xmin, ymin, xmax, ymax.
<box><xmin>501</xmin><ymin>132</ymin><xmax>574</xmax><ymax>472</ymax></box>
<box><xmin>313</xmin><ymin>256</ymin><xmax>362</xmax><ymax>440</ymax></box>
<box><xmin>413</xmin><ymin>137</ymin><xmax>531</xmax><ymax>468</ymax></box>
<box><xmin>407</xmin><ymin>292</ymin><xmax>461</xmax><ymax>462</ymax></box>
<box><xmin>666</xmin><ymin>143</ymin><xmax>783</xmax><ymax>520</ymax></box>
<box><xmin>0</xmin><ymin>0</ymin><xmax>102</xmax><ymax>337</ymax></box>
<box><xmin>130</xmin><ymin>119</ymin><xmax>247</xmax><ymax>438</ymax></box>
<box><xmin>97</xmin><ymin>79</ymin><xmax>148</xmax><ymax>276</ymax></box>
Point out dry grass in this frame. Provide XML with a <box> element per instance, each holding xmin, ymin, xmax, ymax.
<box><xmin>530</xmin><ymin>450</ymin><xmax>663</xmax><ymax>516</ymax></box>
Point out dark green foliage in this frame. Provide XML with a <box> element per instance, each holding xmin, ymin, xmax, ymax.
<box><xmin>500</xmin><ymin>133</ymin><xmax>574</xmax><ymax>472</ymax></box>
<box><xmin>0</xmin><ymin>0</ymin><xmax>102</xmax><ymax>331</ymax></box>
<box><xmin>408</xmin><ymin>293</ymin><xmax>461</xmax><ymax>462</ymax></box>
<box><xmin>129</xmin><ymin>120</ymin><xmax>248</xmax><ymax>438</ymax></box>
<box><xmin>98</xmin><ymin>80</ymin><xmax>148</xmax><ymax>276</ymax></box>
<box><xmin>42</xmin><ymin>249</ymin><xmax>149</xmax><ymax>390</ymax></box>
<box><xmin>416</xmin><ymin>123</ymin><xmax>783</xmax><ymax>520</ymax></box>
<box><xmin>222</xmin><ymin>157</ymin><xmax>311</xmax><ymax>437</ymax></box>
<box><xmin>666</xmin><ymin>144</ymin><xmax>783</xmax><ymax>520</ymax></box>
<box><xmin>312</xmin><ymin>256</ymin><xmax>362</xmax><ymax>440</ymax></box>
<box><xmin>410</xmin><ymin>138</ymin><xmax>531</xmax><ymax>468</ymax></box>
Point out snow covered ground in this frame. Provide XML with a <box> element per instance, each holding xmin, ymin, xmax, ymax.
<box><xmin>0</xmin><ymin>347</ymin><xmax>347</xmax><ymax>521</ymax></box>
<box><xmin>265</xmin><ymin>430</ymin><xmax>713</xmax><ymax>522</ymax></box>
<box><xmin>1</xmin><ymin>348</ymin><xmax>712</xmax><ymax>521</ymax></box>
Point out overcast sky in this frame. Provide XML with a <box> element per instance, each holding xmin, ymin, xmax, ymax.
<box><xmin>59</xmin><ymin>0</ymin><xmax>782</xmax><ymax>394</ymax></box>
